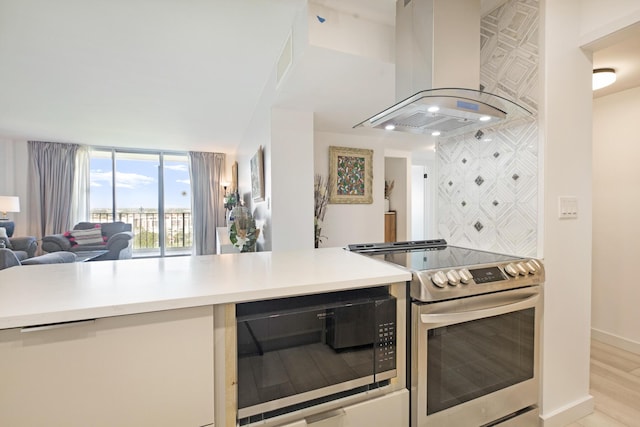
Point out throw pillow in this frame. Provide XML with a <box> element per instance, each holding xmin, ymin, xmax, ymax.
<box><xmin>69</xmin><ymin>228</ymin><xmax>106</xmax><ymax>246</ymax></box>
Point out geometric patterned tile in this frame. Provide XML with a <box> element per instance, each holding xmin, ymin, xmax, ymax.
<box><xmin>437</xmin><ymin>0</ymin><xmax>539</xmax><ymax>257</ymax></box>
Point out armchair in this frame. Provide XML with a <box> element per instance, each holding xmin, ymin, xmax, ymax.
<box><xmin>42</xmin><ymin>222</ymin><xmax>134</xmax><ymax>261</ymax></box>
<box><xmin>0</xmin><ymin>235</ymin><xmax>37</xmax><ymax>261</ymax></box>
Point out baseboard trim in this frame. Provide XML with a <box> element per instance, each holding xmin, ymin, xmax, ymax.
<box><xmin>591</xmin><ymin>328</ymin><xmax>640</xmax><ymax>355</ymax></box>
<box><xmin>540</xmin><ymin>395</ymin><xmax>594</xmax><ymax>427</ymax></box>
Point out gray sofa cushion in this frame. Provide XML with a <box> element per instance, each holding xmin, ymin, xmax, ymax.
<box><xmin>0</xmin><ymin>248</ymin><xmax>76</xmax><ymax>270</ymax></box>
<box><xmin>21</xmin><ymin>252</ymin><xmax>77</xmax><ymax>265</ymax></box>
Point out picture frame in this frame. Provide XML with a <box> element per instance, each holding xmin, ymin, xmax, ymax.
<box><xmin>250</xmin><ymin>146</ymin><xmax>265</xmax><ymax>202</ymax></box>
<box><xmin>328</xmin><ymin>146</ymin><xmax>373</xmax><ymax>204</ymax></box>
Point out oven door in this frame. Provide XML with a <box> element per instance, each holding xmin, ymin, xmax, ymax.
<box><xmin>411</xmin><ymin>286</ymin><xmax>541</xmax><ymax>427</ymax></box>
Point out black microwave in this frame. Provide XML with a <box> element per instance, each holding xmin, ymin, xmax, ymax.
<box><xmin>236</xmin><ymin>286</ymin><xmax>397</xmax><ymax>424</ymax></box>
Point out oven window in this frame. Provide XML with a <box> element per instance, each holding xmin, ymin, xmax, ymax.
<box><xmin>426</xmin><ymin>308</ymin><xmax>535</xmax><ymax>415</ymax></box>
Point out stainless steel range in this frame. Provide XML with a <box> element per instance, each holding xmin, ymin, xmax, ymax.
<box><xmin>349</xmin><ymin>239</ymin><xmax>544</xmax><ymax>427</ymax></box>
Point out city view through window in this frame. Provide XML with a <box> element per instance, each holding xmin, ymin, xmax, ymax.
<box><xmin>89</xmin><ymin>150</ymin><xmax>192</xmax><ymax>257</ymax></box>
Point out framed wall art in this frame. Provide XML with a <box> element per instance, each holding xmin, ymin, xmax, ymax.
<box><xmin>328</xmin><ymin>146</ymin><xmax>373</xmax><ymax>204</ymax></box>
<box><xmin>250</xmin><ymin>146</ymin><xmax>265</xmax><ymax>202</ymax></box>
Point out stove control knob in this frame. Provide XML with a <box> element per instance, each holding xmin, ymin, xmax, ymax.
<box><xmin>458</xmin><ymin>268</ymin><xmax>472</xmax><ymax>284</ymax></box>
<box><xmin>505</xmin><ymin>263</ymin><xmax>519</xmax><ymax>277</ymax></box>
<box><xmin>446</xmin><ymin>270</ymin><xmax>461</xmax><ymax>286</ymax></box>
<box><xmin>528</xmin><ymin>259</ymin><xmax>542</xmax><ymax>271</ymax></box>
<box><xmin>516</xmin><ymin>262</ymin><xmax>528</xmax><ymax>276</ymax></box>
<box><xmin>524</xmin><ymin>261</ymin><xmax>537</xmax><ymax>274</ymax></box>
<box><xmin>431</xmin><ymin>271</ymin><xmax>448</xmax><ymax>288</ymax></box>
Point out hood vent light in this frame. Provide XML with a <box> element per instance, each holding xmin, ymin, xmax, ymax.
<box><xmin>355</xmin><ymin>88</ymin><xmax>530</xmax><ymax>138</ymax></box>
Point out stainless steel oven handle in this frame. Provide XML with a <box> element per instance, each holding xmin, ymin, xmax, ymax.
<box><xmin>420</xmin><ymin>293</ymin><xmax>539</xmax><ymax>325</ymax></box>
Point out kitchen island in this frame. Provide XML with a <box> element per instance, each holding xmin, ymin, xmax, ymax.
<box><xmin>0</xmin><ymin>248</ymin><xmax>411</xmax><ymax>427</ymax></box>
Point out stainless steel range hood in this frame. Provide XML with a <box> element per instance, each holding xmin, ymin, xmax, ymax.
<box><xmin>354</xmin><ymin>0</ymin><xmax>531</xmax><ymax>138</ymax></box>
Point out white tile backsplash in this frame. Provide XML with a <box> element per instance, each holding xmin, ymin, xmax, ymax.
<box><xmin>437</xmin><ymin>0</ymin><xmax>539</xmax><ymax>257</ymax></box>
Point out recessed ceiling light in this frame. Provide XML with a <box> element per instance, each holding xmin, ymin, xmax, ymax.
<box><xmin>385</xmin><ymin>124</ymin><xmax>396</xmax><ymax>130</ymax></box>
<box><xmin>593</xmin><ymin>68</ymin><xmax>616</xmax><ymax>90</ymax></box>
<box><xmin>479</xmin><ymin>116</ymin><xmax>491</xmax><ymax>122</ymax></box>
<box><xmin>431</xmin><ymin>131</ymin><xmax>441</xmax><ymax>136</ymax></box>
<box><xmin>427</xmin><ymin>106</ymin><xmax>440</xmax><ymax>113</ymax></box>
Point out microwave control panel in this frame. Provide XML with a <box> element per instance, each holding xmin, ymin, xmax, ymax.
<box><xmin>377</xmin><ymin>320</ymin><xmax>396</xmax><ymax>372</ymax></box>
<box><xmin>376</xmin><ymin>297</ymin><xmax>397</xmax><ymax>373</ymax></box>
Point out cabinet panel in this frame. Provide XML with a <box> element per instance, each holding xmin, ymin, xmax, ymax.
<box><xmin>341</xmin><ymin>390</ymin><xmax>408</xmax><ymax>426</ymax></box>
<box><xmin>276</xmin><ymin>390</ymin><xmax>408</xmax><ymax>427</ymax></box>
<box><xmin>0</xmin><ymin>306</ymin><xmax>214</xmax><ymax>427</ymax></box>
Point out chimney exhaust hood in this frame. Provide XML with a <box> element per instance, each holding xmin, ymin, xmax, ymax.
<box><xmin>354</xmin><ymin>0</ymin><xmax>531</xmax><ymax>138</ymax></box>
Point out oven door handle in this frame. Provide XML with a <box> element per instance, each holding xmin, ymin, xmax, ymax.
<box><xmin>420</xmin><ymin>293</ymin><xmax>539</xmax><ymax>325</ymax></box>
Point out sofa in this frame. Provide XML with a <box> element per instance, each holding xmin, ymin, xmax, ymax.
<box><xmin>0</xmin><ymin>248</ymin><xmax>77</xmax><ymax>270</ymax></box>
<box><xmin>42</xmin><ymin>222</ymin><xmax>134</xmax><ymax>261</ymax></box>
<box><xmin>0</xmin><ymin>235</ymin><xmax>37</xmax><ymax>261</ymax></box>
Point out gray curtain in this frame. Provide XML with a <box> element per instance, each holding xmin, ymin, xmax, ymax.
<box><xmin>71</xmin><ymin>145</ymin><xmax>90</xmax><ymax>226</ymax></box>
<box><xmin>28</xmin><ymin>141</ymin><xmax>80</xmax><ymax>241</ymax></box>
<box><xmin>189</xmin><ymin>151</ymin><xmax>225</xmax><ymax>255</ymax></box>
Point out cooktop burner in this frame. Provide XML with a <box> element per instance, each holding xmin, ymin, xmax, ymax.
<box><xmin>348</xmin><ymin>239</ymin><xmax>544</xmax><ymax>302</ymax></box>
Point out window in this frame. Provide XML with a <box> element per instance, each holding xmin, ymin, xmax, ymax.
<box><xmin>89</xmin><ymin>149</ymin><xmax>191</xmax><ymax>257</ymax></box>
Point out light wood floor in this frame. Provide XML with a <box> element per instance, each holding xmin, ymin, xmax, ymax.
<box><xmin>566</xmin><ymin>339</ymin><xmax>640</xmax><ymax>427</ymax></box>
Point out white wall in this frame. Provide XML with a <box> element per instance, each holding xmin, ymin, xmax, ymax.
<box><xmin>411</xmin><ymin>158</ymin><xmax>437</xmax><ymax>240</ymax></box>
<box><xmin>236</xmin><ymin>96</ymin><xmax>273</xmax><ymax>251</ymax></box>
<box><xmin>314</xmin><ymin>131</ymin><xmax>386</xmax><ymax>247</ymax></box>
<box><xmin>271</xmin><ymin>108</ymin><xmax>314</xmax><ymax>251</ymax></box>
<box><xmin>234</xmin><ymin>2</ymin><xmax>309</xmax><ymax>252</ymax></box>
<box><xmin>539</xmin><ymin>0</ymin><xmax>640</xmax><ymax>423</ymax></box>
<box><xmin>539</xmin><ymin>0</ymin><xmax>594</xmax><ymax>424</ymax></box>
<box><xmin>308</xmin><ymin>1</ymin><xmax>393</xmax><ymax>63</ymax></box>
<box><xmin>592</xmin><ymin>86</ymin><xmax>640</xmax><ymax>353</ymax></box>
<box><xmin>0</xmin><ymin>141</ymin><xmax>29</xmax><ymax>236</ymax></box>
<box><xmin>410</xmin><ymin>165</ymin><xmax>425</xmax><ymax>240</ymax></box>
<box><xmin>579</xmin><ymin>0</ymin><xmax>640</xmax><ymax>43</ymax></box>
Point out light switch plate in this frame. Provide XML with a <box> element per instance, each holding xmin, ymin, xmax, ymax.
<box><xmin>559</xmin><ymin>196</ymin><xmax>578</xmax><ymax>219</ymax></box>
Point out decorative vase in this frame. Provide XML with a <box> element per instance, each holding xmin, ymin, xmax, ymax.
<box><xmin>314</xmin><ymin>221</ymin><xmax>322</xmax><ymax>248</ymax></box>
<box><xmin>228</xmin><ymin>206</ymin><xmax>259</xmax><ymax>252</ymax></box>
<box><xmin>384</xmin><ymin>198</ymin><xmax>390</xmax><ymax>212</ymax></box>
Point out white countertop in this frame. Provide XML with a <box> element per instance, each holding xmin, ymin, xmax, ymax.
<box><xmin>0</xmin><ymin>248</ymin><xmax>410</xmax><ymax>329</ymax></box>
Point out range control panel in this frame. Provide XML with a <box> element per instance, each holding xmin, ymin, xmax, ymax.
<box><xmin>412</xmin><ymin>259</ymin><xmax>544</xmax><ymax>302</ymax></box>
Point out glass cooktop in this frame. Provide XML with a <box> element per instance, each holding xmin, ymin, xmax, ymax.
<box><xmin>364</xmin><ymin>245</ymin><xmax>522</xmax><ymax>272</ymax></box>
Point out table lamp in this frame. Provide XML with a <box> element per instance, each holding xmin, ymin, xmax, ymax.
<box><xmin>0</xmin><ymin>196</ymin><xmax>20</xmax><ymax>237</ymax></box>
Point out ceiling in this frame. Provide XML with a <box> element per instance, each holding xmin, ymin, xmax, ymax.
<box><xmin>0</xmin><ymin>0</ymin><xmax>307</xmax><ymax>152</ymax></box>
<box><xmin>591</xmin><ymin>22</ymin><xmax>640</xmax><ymax>98</ymax></box>
<box><xmin>0</xmin><ymin>1</ymin><xmax>638</xmax><ymax>154</ymax></box>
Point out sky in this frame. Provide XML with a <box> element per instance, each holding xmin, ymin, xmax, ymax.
<box><xmin>90</xmin><ymin>156</ymin><xmax>191</xmax><ymax>210</ymax></box>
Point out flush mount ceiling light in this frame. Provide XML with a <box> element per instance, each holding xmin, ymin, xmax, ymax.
<box><xmin>593</xmin><ymin>68</ymin><xmax>616</xmax><ymax>90</ymax></box>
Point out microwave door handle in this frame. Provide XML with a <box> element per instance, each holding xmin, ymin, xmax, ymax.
<box><xmin>420</xmin><ymin>293</ymin><xmax>539</xmax><ymax>326</ymax></box>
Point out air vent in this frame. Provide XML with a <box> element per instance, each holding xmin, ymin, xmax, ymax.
<box><xmin>396</xmin><ymin>112</ymin><xmax>439</xmax><ymax>128</ymax></box>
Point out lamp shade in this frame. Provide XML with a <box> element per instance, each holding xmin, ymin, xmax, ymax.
<box><xmin>0</xmin><ymin>196</ymin><xmax>20</xmax><ymax>216</ymax></box>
